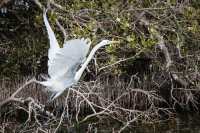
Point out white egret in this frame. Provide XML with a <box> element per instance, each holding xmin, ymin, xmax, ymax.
<box><xmin>36</xmin><ymin>10</ymin><xmax>118</xmax><ymax>101</ymax></box>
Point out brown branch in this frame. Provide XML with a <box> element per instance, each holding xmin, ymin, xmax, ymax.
<box><xmin>156</xmin><ymin>35</ymin><xmax>172</xmax><ymax>69</ymax></box>
<box><xmin>99</xmin><ymin>48</ymin><xmax>145</xmax><ymax>71</ymax></box>
<box><xmin>56</xmin><ymin>19</ymin><xmax>67</xmax><ymax>42</ymax></box>
<box><xmin>0</xmin><ymin>78</ymin><xmax>35</xmax><ymax>107</ymax></box>
<box><xmin>31</xmin><ymin>0</ymin><xmax>43</xmax><ymax>10</ymax></box>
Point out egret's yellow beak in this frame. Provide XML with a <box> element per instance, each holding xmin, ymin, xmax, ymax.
<box><xmin>109</xmin><ymin>40</ymin><xmax>120</xmax><ymax>44</ymax></box>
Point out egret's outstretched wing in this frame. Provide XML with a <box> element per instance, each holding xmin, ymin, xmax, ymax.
<box><xmin>43</xmin><ymin>10</ymin><xmax>60</xmax><ymax>64</ymax></box>
<box><xmin>63</xmin><ymin>38</ymin><xmax>91</xmax><ymax>62</ymax></box>
<box><xmin>48</xmin><ymin>38</ymin><xmax>91</xmax><ymax>78</ymax></box>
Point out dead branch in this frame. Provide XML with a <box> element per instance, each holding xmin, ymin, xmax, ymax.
<box><xmin>156</xmin><ymin>34</ymin><xmax>172</xmax><ymax>69</ymax></box>
<box><xmin>99</xmin><ymin>48</ymin><xmax>145</xmax><ymax>71</ymax></box>
<box><xmin>56</xmin><ymin>19</ymin><xmax>67</xmax><ymax>42</ymax></box>
<box><xmin>31</xmin><ymin>0</ymin><xmax>43</xmax><ymax>10</ymax></box>
<box><xmin>0</xmin><ymin>78</ymin><xmax>35</xmax><ymax>107</ymax></box>
<box><xmin>0</xmin><ymin>78</ymin><xmax>55</xmax><ymax>124</ymax></box>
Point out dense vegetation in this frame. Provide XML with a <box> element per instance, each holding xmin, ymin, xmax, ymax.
<box><xmin>1</xmin><ymin>0</ymin><xmax>199</xmax><ymax>78</ymax></box>
<box><xmin>0</xmin><ymin>0</ymin><xmax>199</xmax><ymax>132</ymax></box>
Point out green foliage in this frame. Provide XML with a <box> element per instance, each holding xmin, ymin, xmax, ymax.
<box><xmin>0</xmin><ymin>0</ymin><xmax>200</xmax><ymax>78</ymax></box>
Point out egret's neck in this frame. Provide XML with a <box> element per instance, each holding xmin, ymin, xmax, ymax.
<box><xmin>74</xmin><ymin>41</ymin><xmax>110</xmax><ymax>81</ymax></box>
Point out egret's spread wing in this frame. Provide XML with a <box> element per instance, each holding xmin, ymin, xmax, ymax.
<box><xmin>43</xmin><ymin>10</ymin><xmax>60</xmax><ymax>64</ymax></box>
<box><xmin>48</xmin><ymin>38</ymin><xmax>91</xmax><ymax>78</ymax></box>
<box><xmin>63</xmin><ymin>38</ymin><xmax>91</xmax><ymax>61</ymax></box>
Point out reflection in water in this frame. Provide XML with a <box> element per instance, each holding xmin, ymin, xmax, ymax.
<box><xmin>71</xmin><ymin>113</ymin><xmax>200</xmax><ymax>132</ymax></box>
<box><xmin>132</xmin><ymin>114</ymin><xmax>200</xmax><ymax>133</ymax></box>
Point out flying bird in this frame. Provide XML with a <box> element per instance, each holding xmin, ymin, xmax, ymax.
<box><xmin>35</xmin><ymin>10</ymin><xmax>118</xmax><ymax>101</ymax></box>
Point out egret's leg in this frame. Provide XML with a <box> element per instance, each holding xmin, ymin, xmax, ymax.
<box><xmin>47</xmin><ymin>93</ymin><xmax>56</xmax><ymax>103</ymax></box>
<box><xmin>48</xmin><ymin>91</ymin><xmax>63</xmax><ymax>103</ymax></box>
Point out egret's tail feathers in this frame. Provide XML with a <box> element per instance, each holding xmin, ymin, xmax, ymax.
<box><xmin>34</xmin><ymin>80</ymin><xmax>42</xmax><ymax>85</ymax></box>
<box><xmin>38</xmin><ymin>81</ymin><xmax>52</xmax><ymax>87</ymax></box>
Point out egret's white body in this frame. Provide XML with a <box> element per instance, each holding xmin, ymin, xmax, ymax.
<box><xmin>36</xmin><ymin>10</ymin><xmax>118</xmax><ymax>101</ymax></box>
